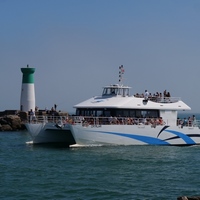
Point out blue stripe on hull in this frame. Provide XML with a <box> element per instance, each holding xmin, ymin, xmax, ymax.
<box><xmin>90</xmin><ymin>130</ymin><xmax>169</xmax><ymax>145</ymax></box>
<box><xmin>87</xmin><ymin>129</ymin><xmax>197</xmax><ymax>145</ymax></box>
<box><xmin>164</xmin><ymin>130</ymin><xmax>195</xmax><ymax>145</ymax></box>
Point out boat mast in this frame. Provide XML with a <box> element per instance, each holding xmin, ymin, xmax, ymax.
<box><xmin>119</xmin><ymin>65</ymin><xmax>124</xmax><ymax>86</ymax></box>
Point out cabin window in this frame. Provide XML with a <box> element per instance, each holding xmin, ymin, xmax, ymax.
<box><xmin>102</xmin><ymin>88</ymin><xmax>109</xmax><ymax>95</ymax></box>
<box><xmin>123</xmin><ymin>110</ymin><xmax>129</xmax><ymax>117</ymax></box>
<box><xmin>104</xmin><ymin>110</ymin><xmax>111</xmax><ymax>117</ymax></box>
<box><xmin>134</xmin><ymin>110</ymin><xmax>159</xmax><ymax>118</ymax></box>
<box><xmin>123</xmin><ymin>89</ymin><xmax>126</xmax><ymax>96</ymax></box>
<box><xmin>111</xmin><ymin>88</ymin><xmax>115</xmax><ymax>94</ymax></box>
<box><xmin>129</xmin><ymin>110</ymin><xmax>135</xmax><ymax>117</ymax></box>
<box><xmin>116</xmin><ymin>110</ymin><xmax>123</xmax><ymax>117</ymax></box>
<box><xmin>135</xmin><ymin>110</ymin><xmax>142</xmax><ymax>118</ymax></box>
<box><xmin>103</xmin><ymin>87</ymin><xmax>120</xmax><ymax>95</ymax></box>
<box><xmin>76</xmin><ymin>109</ymin><xmax>84</xmax><ymax>116</ymax></box>
<box><xmin>96</xmin><ymin>110</ymin><xmax>103</xmax><ymax>116</ymax></box>
<box><xmin>122</xmin><ymin>88</ymin><xmax>129</xmax><ymax>96</ymax></box>
<box><xmin>111</xmin><ymin>88</ymin><xmax>119</xmax><ymax>95</ymax></box>
<box><xmin>76</xmin><ymin>108</ymin><xmax>159</xmax><ymax>118</ymax></box>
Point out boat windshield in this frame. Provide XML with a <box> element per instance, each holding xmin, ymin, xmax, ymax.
<box><xmin>102</xmin><ymin>85</ymin><xmax>130</xmax><ymax>96</ymax></box>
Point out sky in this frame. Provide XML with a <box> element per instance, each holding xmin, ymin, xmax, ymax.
<box><xmin>1</xmin><ymin>0</ymin><xmax>200</xmax><ymax>113</ymax></box>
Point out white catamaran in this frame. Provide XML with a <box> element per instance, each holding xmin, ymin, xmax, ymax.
<box><xmin>68</xmin><ymin>65</ymin><xmax>200</xmax><ymax>146</ymax></box>
<box><xmin>26</xmin><ymin>65</ymin><xmax>200</xmax><ymax>146</ymax></box>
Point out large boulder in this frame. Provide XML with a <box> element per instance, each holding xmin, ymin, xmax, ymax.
<box><xmin>18</xmin><ymin>112</ymin><xmax>28</xmax><ymax>121</ymax></box>
<box><xmin>0</xmin><ymin>124</ymin><xmax>12</xmax><ymax>131</ymax></box>
<box><xmin>0</xmin><ymin>115</ymin><xmax>22</xmax><ymax>131</ymax></box>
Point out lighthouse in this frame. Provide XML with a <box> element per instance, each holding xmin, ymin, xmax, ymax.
<box><xmin>20</xmin><ymin>65</ymin><xmax>36</xmax><ymax>112</ymax></box>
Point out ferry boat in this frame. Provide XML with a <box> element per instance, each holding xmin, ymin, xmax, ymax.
<box><xmin>68</xmin><ymin>65</ymin><xmax>200</xmax><ymax>146</ymax></box>
<box><xmin>26</xmin><ymin>65</ymin><xmax>200</xmax><ymax>146</ymax></box>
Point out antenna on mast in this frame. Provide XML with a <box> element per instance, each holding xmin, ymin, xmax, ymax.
<box><xmin>119</xmin><ymin>65</ymin><xmax>124</xmax><ymax>85</ymax></box>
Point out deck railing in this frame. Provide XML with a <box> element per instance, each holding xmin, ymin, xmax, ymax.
<box><xmin>26</xmin><ymin>115</ymin><xmax>200</xmax><ymax>128</ymax></box>
<box><xmin>134</xmin><ymin>94</ymin><xmax>181</xmax><ymax>103</ymax></box>
<box><xmin>147</xmin><ymin>96</ymin><xmax>181</xmax><ymax>103</ymax></box>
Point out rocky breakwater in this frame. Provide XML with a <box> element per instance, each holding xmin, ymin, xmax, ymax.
<box><xmin>0</xmin><ymin>110</ymin><xmax>69</xmax><ymax>131</ymax></box>
<box><xmin>0</xmin><ymin>111</ymin><xmax>27</xmax><ymax>131</ymax></box>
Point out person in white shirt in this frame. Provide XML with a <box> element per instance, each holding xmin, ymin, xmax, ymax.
<box><xmin>144</xmin><ymin>90</ymin><xmax>149</xmax><ymax>100</ymax></box>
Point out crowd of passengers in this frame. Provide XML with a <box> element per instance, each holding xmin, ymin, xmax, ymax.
<box><xmin>78</xmin><ymin>116</ymin><xmax>165</xmax><ymax>126</ymax></box>
<box><xmin>78</xmin><ymin>115</ymin><xmax>198</xmax><ymax>127</ymax></box>
<box><xmin>108</xmin><ymin>116</ymin><xmax>165</xmax><ymax>126</ymax></box>
<box><xmin>134</xmin><ymin>89</ymin><xmax>171</xmax><ymax>102</ymax></box>
<box><xmin>177</xmin><ymin>115</ymin><xmax>197</xmax><ymax>127</ymax></box>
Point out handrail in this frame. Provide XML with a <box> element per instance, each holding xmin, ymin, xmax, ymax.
<box><xmin>148</xmin><ymin>96</ymin><xmax>181</xmax><ymax>103</ymax></box>
<box><xmin>26</xmin><ymin>115</ymin><xmax>200</xmax><ymax>128</ymax></box>
<box><xmin>134</xmin><ymin>95</ymin><xmax>181</xmax><ymax>103</ymax></box>
<box><xmin>26</xmin><ymin>115</ymin><xmax>68</xmax><ymax>124</ymax></box>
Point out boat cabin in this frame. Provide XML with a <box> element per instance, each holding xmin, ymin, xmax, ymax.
<box><xmin>74</xmin><ymin>80</ymin><xmax>190</xmax><ymax>126</ymax></box>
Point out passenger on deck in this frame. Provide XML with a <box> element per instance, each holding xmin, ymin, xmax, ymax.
<box><xmin>192</xmin><ymin>115</ymin><xmax>196</xmax><ymax>121</ymax></box>
<box><xmin>144</xmin><ymin>90</ymin><xmax>149</xmax><ymax>100</ymax></box>
<box><xmin>188</xmin><ymin>117</ymin><xmax>192</xmax><ymax>126</ymax></box>
<box><xmin>109</xmin><ymin>116</ymin><xmax>113</xmax><ymax>124</ymax></box>
<box><xmin>159</xmin><ymin>93</ymin><xmax>162</xmax><ymax>102</ymax></box>
<box><xmin>158</xmin><ymin>117</ymin><xmax>164</xmax><ymax>125</ymax></box>
<box><xmin>29</xmin><ymin>109</ymin><xmax>36</xmax><ymax>122</ymax></box>
<box><xmin>192</xmin><ymin>115</ymin><xmax>197</xmax><ymax>126</ymax></box>
<box><xmin>163</xmin><ymin>90</ymin><xmax>167</xmax><ymax>97</ymax></box>
<box><xmin>183</xmin><ymin>118</ymin><xmax>187</xmax><ymax>126</ymax></box>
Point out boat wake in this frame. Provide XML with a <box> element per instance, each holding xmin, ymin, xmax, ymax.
<box><xmin>69</xmin><ymin>144</ymin><xmax>104</xmax><ymax>148</ymax></box>
<box><xmin>26</xmin><ymin>141</ymin><xmax>34</xmax><ymax>144</ymax></box>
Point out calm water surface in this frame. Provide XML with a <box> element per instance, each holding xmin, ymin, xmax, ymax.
<box><xmin>1</xmin><ymin>131</ymin><xmax>200</xmax><ymax>200</ymax></box>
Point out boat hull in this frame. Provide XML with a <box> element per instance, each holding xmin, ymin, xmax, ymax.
<box><xmin>69</xmin><ymin>124</ymin><xmax>200</xmax><ymax>146</ymax></box>
<box><xmin>25</xmin><ymin>123</ymin><xmax>76</xmax><ymax>145</ymax></box>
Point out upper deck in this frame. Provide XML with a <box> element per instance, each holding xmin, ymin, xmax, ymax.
<box><xmin>74</xmin><ymin>66</ymin><xmax>191</xmax><ymax>111</ymax></box>
<box><xmin>74</xmin><ymin>87</ymin><xmax>190</xmax><ymax>111</ymax></box>
<box><xmin>102</xmin><ymin>84</ymin><xmax>181</xmax><ymax>104</ymax></box>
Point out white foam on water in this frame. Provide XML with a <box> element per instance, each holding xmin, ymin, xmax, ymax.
<box><xmin>69</xmin><ymin>144</ymin><xmax>103</xmax><ymax>148</ymax></box>
<box><xmin>26</xmin><ymin>141</ymin><xmax>33</xmax><ymax>144</ymax></box>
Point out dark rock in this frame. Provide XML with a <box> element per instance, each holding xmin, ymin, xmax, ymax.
<box><xmin>18</xmin><ymin>112</ymin><xmax>28</xmax><ymax>121</ymax></box>
<box><xmin>0</xmin><ymin>115</ymin><xmax>24</xmax><ymax>131</ymax></box>
<box><xmin>5</xmin><ymin>115</ymin><xmax>21</xmax><ymax>130</ymax></box>
<box><xmin>0</xmin><ymin>118</ymin><xmax>8</xmax><ymax>125</ymax></box>
<box><xmin>177</xmin><ymin>197</ymin><xmax>200</xmax><ymax>200</ymax></box>
<box><xmin>0</xmin><ymin>124</ymin><xmax>12</xmax><ymax>131</ymax></box>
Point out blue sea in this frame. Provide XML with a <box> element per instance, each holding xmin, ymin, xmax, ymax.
<box><xmin>1</xmin><ymin>113</ymin><xmax>200</xmax><ymax>200</ymax></box>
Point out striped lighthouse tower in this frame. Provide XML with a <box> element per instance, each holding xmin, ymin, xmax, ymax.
<box><xmin>20</xmin><ymin>65</ymin><xmax>36</xmax><ymax>112</ymax></box>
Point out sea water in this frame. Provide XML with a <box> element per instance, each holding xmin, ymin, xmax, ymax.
<box><xmin>1</xmin><ymin>130</ymin><xmax>200</xmax><ymax>200</ymax></box>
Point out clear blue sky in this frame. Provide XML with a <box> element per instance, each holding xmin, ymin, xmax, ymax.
<box><xmin>1</xmin><ymin>0</ymin><xmax>200</xmax><ymax>113</ymax></box>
